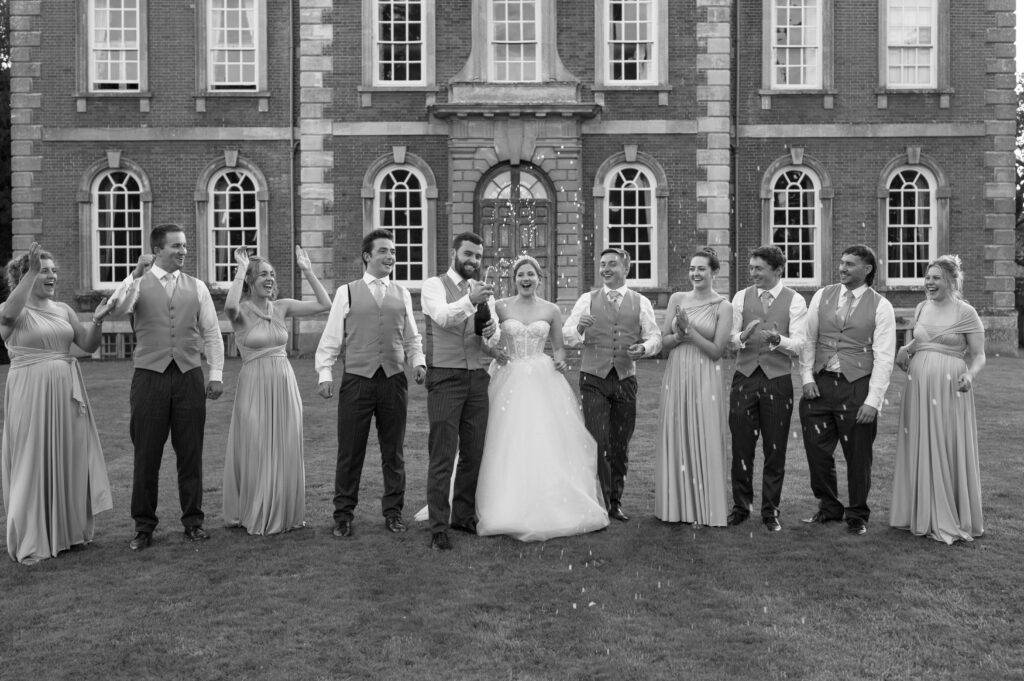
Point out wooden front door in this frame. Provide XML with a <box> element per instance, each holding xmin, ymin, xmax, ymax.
<box><xmin>477</xmin><ymin>165</ymin><xmax>555</xmax><ymax>300</ymax></box>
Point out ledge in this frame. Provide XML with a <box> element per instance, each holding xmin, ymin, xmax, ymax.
<box><xmin>430</xmin><ymin>102</ymin><xmax>601</xmax><ymax>119</ymax></box>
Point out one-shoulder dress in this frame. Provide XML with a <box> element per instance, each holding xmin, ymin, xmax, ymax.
<box><xmin>2</xmin><ymin>304</ymin><xmax>112</xmax><ymax>563</ymax></box>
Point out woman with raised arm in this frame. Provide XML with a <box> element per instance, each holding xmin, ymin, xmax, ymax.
<box><xmin>1</xmin><ymin>243</ymin><xmax>113</xmax><ymax>564</ymax></box>
<box><xmin>890</xmin><ymin>255</ymin><xmax>986</xmax><ymax>544</ymax></box>
<box><xmin>222</xmin><ymin>246</ymin><xmax>331</xmax><ymax>535</ymax></box>
<box><xmin>474</xmin><ymin>256</ymin><xmax>609</xmax><ymax>541</ymax></box>
<box><xmin>654</xmin><ymin>248</ymin><xmax>733</xmax><ymax>527</ymax></box>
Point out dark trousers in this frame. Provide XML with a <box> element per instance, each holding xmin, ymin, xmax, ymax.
<box><xmin>729</xmin><ymin>367</ymin><xmax>793</xmax><ymax>519</ymax></box>
<box><xmin>580</xmin><ymin>370</ymin><xmax>637</xmax><ymax>509</ymax></box>
<box><xmin>129</xmin><ymin>364</ymin><xmax>206</xmax><ymax>533</ymax></box>
<box><xmin>425</xmin><ymin>367</ymin><xmax>489</xmax><ymax>533</ymax></box>
<box><xmin>799</xmin><ymin>372</ymin><xmax>876</xmax><ymax>522</ymax></box>
<box><xmin>333</xmin><ymin>369</ymin><xmax>408</xmax><ymax>522</ymax></box>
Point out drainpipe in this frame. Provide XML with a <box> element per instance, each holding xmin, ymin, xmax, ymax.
<box><xmin>289</xmin><ymin>0</ymin><xmax>299</xmax><ymax>351</ymax></box>
<box><xmin>732</xmin><ymin>0</ymin><xmax>741</xmax><ymax>296</ymax></box>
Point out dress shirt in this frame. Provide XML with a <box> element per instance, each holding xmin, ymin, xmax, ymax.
<box><xmin>561</xmin><ymin>285</ymin><xmax>663</xmax><ymax>356</ymax></box>
<box><xmin>111</xmin><ymin>265</ymin><xmax>224</xmax><ymax>381</ymax></box>
<box><xmin>799</xmin><ymin>284</ymin><xmax>896</xmax><ymax>412</ymax></box>
<box><xmin>315</xmin><ymin>271</ymin><xmax>426</xmax><ymax>383</ymax></box>
<box><xmin>729</xmin><ymin>281</ymin><xmax>807</xmax><ymax>356</ymax></box>
<box><xmin>419</xmin><ymin>268</ymin><xmax>500</xmax><ymax>344</ymax></box>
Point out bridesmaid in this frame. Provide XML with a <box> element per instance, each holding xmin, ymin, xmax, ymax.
<box><xmin>654</xmin><ymin>248</ymin><xmax>733</xmax><ymax>527</ymax></box>
<box><xmin>1</xmin><ymin>243</ymin><xmax>113</xmax><ymax>564</ymax></box>
<box><xmin>222</xmin><ymin>246</ymin><xmax>331</xmax><ymax>535</ymax></box>
<box><xmin>890</xmin><ymin>255</ymin><xmax>986</xmax><ymax>544</ymax></box>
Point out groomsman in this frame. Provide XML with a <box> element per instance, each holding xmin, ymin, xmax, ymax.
<box><xmin>727</xmin><ymin>245</ymin><xmax>807</xmax><ymax>532</ymax></box>
<box><xmin>420</xmin><ymin>232</ymin><xmax>502</xmax><ymax>551</ymax></box>
<box><xmin>798</xmin><ymin>245</ymin><xmax>895</xmax><ymax>536</ymax></box>
<box><xmin>316</xmin><ymin>229</ymin><xmax>426</xmax><ymax>539</ymax></box>
<box><xmin>563</xmin><ymin>247</ymin><xmax>662</xmax><ymax>522</ymax></box>
<box><xmin>113</xmin><ymin>224</ymin><xmax>225</xmax><ymax>551</ymax></box>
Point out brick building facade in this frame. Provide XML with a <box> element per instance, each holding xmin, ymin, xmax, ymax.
<box><xmin>7</xmin><ymin>0</ymin><xmax>1018</xmax><ymax>354</ymax></box>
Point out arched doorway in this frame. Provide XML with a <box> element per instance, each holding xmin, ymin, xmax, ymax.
<box><xmin>475</xmin><ymin>163</ymin><xmax>556</xmax><ymax>301</ymax></box>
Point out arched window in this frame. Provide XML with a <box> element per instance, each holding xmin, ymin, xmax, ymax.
<box><xmin>769</xmin><ymin>167</ymin><xmax>821</xmax><ymax>287</ymax></box>
<box><xmin>375</xmin><ymin>167</ymin><xmax>428</xmax><ymax>284</ymax></box>
<box><xmin>605</xmin><ymin>165</ymin><xmax>656</xmax><ymax>286</ymax></box>
<box><xmin>885</xmin><ymin>167</ymin><xmax>936</xmax><ymax>286</ymax></box>
<box><xmin>92</xmin><ymin>169</ymin><xmax>145</xmax><ymax>286</ymax></box>
<box><xmin>208</xmin><ymin>169</ymin><xmax>260</xmax><ymax>285</ymax></box>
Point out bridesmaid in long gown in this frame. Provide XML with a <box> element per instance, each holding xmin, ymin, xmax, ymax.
<box><xmin>1</xmin><ymin>243</ymin><xmax>113</xmax><ymax>564</ymax></box>
<box><xmin>890</xmin><ymin>255</ymin><xmax>986</xmax><ymax>544</ymax></box>
<box><xmin>655</xmin><ymin>248</ymin><xmax>733</xmax><ymax>527</ymax></box>
<box><xmin>222</xmin><ymin>246</ymin><xmax>331</xmax><ymax>535</ymax></box>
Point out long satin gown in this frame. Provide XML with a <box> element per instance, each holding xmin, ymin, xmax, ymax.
<box><xmin>1</xmin><ymin>304</ymin><xmax>112</xmax><ymax>564</ymax></box>
<box><xmin>654</xmin><ymin>298</ymin><xmax>729</xmax><ymax>526</ymax></box>
<box><xmin>222</xmin><ymin>302</ymin><xmax>306</xmax><ymax>535</ymax></box>
<box><xmin>476</xmin><ymin>319</ymin><xmax>609</xmax><ymax>541</ymax></box>
<box><xmin>890</xmin><ymin>300</ymin><xmax>985</xmax><ymax>544</ymax></box>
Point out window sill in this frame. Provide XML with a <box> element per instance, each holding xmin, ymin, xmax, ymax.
<box><xmin>875</xmin><ymin>88</ymin><xmax>954</xmax><ymax>109</ymax></box>
<box><xmin>357</xmin><ymin>85</ymin><xmax>440</xmax><ymax>108</ymax></box>
<box><xmin>75</xmin><ymin>91</ymin><xmax>152</xmax><ymax>113</ymax></box>
<box><xmin>757</xmin><ymin>89</ymin><xmax>838</xmax><ymax>111</ymax></box>
<box><xmin>195</xmin><ymin>91</ymin><xmax>271</xmax><ymax>113</ymax></box>
<box><xmin>592</xmin><ymin>84</ymin><xmax>673</xmax><ymax>106</ymax></box>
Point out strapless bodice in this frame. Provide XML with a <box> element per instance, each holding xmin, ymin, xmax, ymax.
<box><xmin>500</xmin><ymin>319</ymin><xmax>550</xmax><ymax>360</ymax></box>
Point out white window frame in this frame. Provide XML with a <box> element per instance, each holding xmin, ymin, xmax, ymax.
<box><xmin>206</xmin><ymin>0</ymin><xmax>262</xmax><ymax>91</ymax></box>
<box><xmin>91</xmin><ymin>169</ymin><xmax>147</xmax><ymax>288</ymax></box>
<box><xmin>878</xmin><ymin>0</ymin><xmax>949</xmax><ymax>97</ymax></box>
<box><xmin>206</xmin><ymin>168</ymin><xmax>262</xmax><ymax>287</ymax></box>
<box><xmin>374</xmin><ymin>166</ymin><xmax>429</xmax><ymax>287</ymax></box>
<box><xmin>87</xmin><ymin>0</ymin><xmax>143</xmax><ymax>92</ymax></box>
<box><xmin>603</xmin><ymin>164</ymin><xmax>658</xmax><ymax>288</ymax></box>
<box><xmin>883</xmin><ymin>166</ymin><xmax>937</xmax><ymax>287</ymax></box>
<box><xmin>883</xmin><ymin>0</ymin><xmax>937</xmax><ymax>89</ymax></box>
<box><xmin>372</xmin><ymin>0</ymin><xmax>428</xmax><ymax>86</ymax></box>
<box><xmin>195</xmin><ymin>0</ymin><xmax>268</xmax><ymax>97</ymax></box>
<box><xmin>602</xmin><ymin>0</ymin><xmax>659</xmax><ymax>86</ymax></box>
<box><xmin>769</xmin><ymin>0</ymin><xmax>823</xmax><ymax>90</ymax></box>
<box><xmin>767</xmin><ymin>167</ymin><xmax>822</xmax><ymax>288</ymax></box>
<box><xmin>488</xmin><ymin>0</ymin><xmax>541</xmax><ymax>83</ymax></box>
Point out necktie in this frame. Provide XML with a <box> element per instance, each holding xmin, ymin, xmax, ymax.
<box><xmin>760</xmin><ymin>290</ymin><xmax>773</xmax><ymax>316</ymax></box>
<box><xmin>608</xmin><ymin>290</ymin><xmax>622</xmax><ymax>309</ymax></box>
<box><xmin>371</xmin><ymin>279</ymin><xmax>385</xmax><ymax>306</ymax></box>
<box><xmin>458</xmin><ymin>279</ymin><xmax>469</xmax><ymax>296</ymax></box>
<box><xmin>163</xmin><ymin>273</ymin><xmax>176</xmax><ymax>299</ymax></box>
<box><xmin>838</xmin><ymin>290</ymin><xmax>855</xmax><ymax>325</ymax></box>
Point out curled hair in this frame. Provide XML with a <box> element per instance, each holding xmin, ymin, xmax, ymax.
<box><xmin>841</xmin><ymin>244</ymin><xmax>878</xmax><ymax>287</ymax></box>
<box><xmin>928</xmin><ymin>254</ymin><xmax>964</xmax><ymax>299</ymax></box>
<box><xmin>692</xmin><ymin>247</ymin><xmax>720</xmax><ymax>273</ymax></box>
<box><xmin>6</xmin><ymin>249</ymin><xmax>55</xmax><ymax>290</ymax></box>
<box><xmin>512</xmin><ymin>255</ymin><xmax>543</xmax><ymax>279</ymax></box>
<box><xmin>241</xmin><ymin>256</ymin><xmax>278</xmax><ymax>300</ymax></box>
<box><xmin>750</xmin><ymin>245</ymin><xmax>786</xmax><ymax>271</ymax></box>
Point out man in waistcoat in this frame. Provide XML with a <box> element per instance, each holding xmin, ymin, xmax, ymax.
<box><xmin>727</xmin><ymin>245</ymin><xmax>807</xmax><ymax>532</ymax></box>
<box><xmin>420</xmin><ymin>231</ymin><xmax>503</xmax><ymax>551</ymax></box>
<box><xmin>798</xmin><ymin>244</ymin><xmax>895</xmax><ymax>536</ymax></box>
<box><xmin>562</xmin><ymin>248</ymin><xmax>662</xmax><ymax>523</ymax></box>
<box><xmin>113</xmin><ymin>224</ymin><xmax>225</xmax><ymax>551</ymax></box>
<box><xmin>316</xmin><ymin>229</ymin><xmax>426</xmax><ymax>539</ymax></box>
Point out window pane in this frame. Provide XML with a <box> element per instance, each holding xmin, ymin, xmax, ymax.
<box><xmin>769</xmin><ymin>168</ymin><xmax>819</xmax><ymax>282</ymax></box>
<box><xmin>209</xmin><ymin>0</ymin><xmax>258</xmax><ymax>90</ymax></box>
<box><xmin>90</xmin><ymin>0</ymin><xmax>141</xmax><ymax>91</ymax></box>
<box><xmin>886</xmin><ymin>169</ymin><xmax>934</xmax><ymax>282</ymax></box>
<box><xmin>210</xmin><ymin>170</ymin><xmax>260</xmax><ymax>284</ymax></box>
<box><xmin>771</xmin><ymin>0</ymin><xmax>821</xmax><ymax>88</ymax></box>
<box><xmin>492</xmin><ymin>0</ymin><xmax>539</xmax><ymax>82</ymax></box>
<box><xmin>606</xmin><ymin>166</ymin><xmax>655</xmax><ymax>282</ymax></box>
<box><xmin>607</xmin><ymin>0</ymin><xmax>654</xmax><ymax>83</ymax></box>
<box><xmin>94</xmin><ymin>170</ymin><xmax>144</xmax><ymax>285</ymax></box>
<box><xmin>377</xmin><ymin>168</ymin><xmax>427</xmax><ymax>282</ymax></box>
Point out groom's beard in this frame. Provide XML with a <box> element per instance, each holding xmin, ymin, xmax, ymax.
<box><xmin>455</xmin><ymin>259</ymin><xmax>479</xmax><ymax>281</ymax></box>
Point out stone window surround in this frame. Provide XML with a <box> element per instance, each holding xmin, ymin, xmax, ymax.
<box><xmin>876</xmin><ymin>147</ymin><xmax>950</xmax><ymax>290</ymax></box>
<box><xmin>358</xmin><ymin>0</ymin><xmax>438</xmax><ymax>108</ymax></box>
<box><xmin>759</xmin><ymin>147</ymin><xmax>834</xmax><ymax>289</ymax></box>
<box><xmin>194</xmin><ymin>151</ymin><xmax>270</xmax><ymax>286</ymax></box>
<box><xmin>194</xmin><ymin>0</ymin><xmax>270</xmax><ymax>113</ymax></box>
<box><xmin>759</xmin><ymin>0</ymin><xmax>836</xmax><ymax>110</ymax></box>
<box><xmin>361</xmin><ymin>147</ymin><xmax>439</xmax><ymax>291</ymax></box>
<box><xmin>592</xmin><ymin>0</ymin><xmax>671</xmax><ymax>106</ymax></box>
<box><xmin>75</xmin><ymin>0</ymin><xmax>151</xmax><ymax>113</ymax></box>
<box><xmin>876</xmin><ymin>0</ymin><xmax>952</xmax><ymax>109</ymax></box>
<box><xmin>592</xmin><ymin>146</ymin><xmax>669</xmax><ymax>290</ymax></box>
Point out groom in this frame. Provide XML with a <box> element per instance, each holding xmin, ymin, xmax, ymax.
<box><xmin>563</xmin><ymin>248</ymin><xmax>662</xmax><ymax>522</ymax></box>
<box><xmin>420</xmin><ymin>232</ymin><xmax>502</xmax><ymax>551</ymax></box>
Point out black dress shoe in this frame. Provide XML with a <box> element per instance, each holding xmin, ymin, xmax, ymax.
<box><xmin>763</xmin><ymin>516</ymin><xmax>782</xmax><ymax>532</ymax></box>
<box><xmin>184</xmin><ymin>527</ymin><xmax>210</xmax><ymax>542</ymax></box>
<box><xmin>847</xmin><ymin>518</ymin><xmax>867</xmax><ymax>535</ymax></box>
<box><xmin>332</xmin><ymin>520</ymin><xmax>353</xmax><ymax>538</ymax></box>
<box><xmin>608</xmin><ymin>505</ymin><xmax>629</xmax><ymax>522</ymax></box>
<box><xmin>802</xmin><ymin>510</ymin><xmax>843</xmax><ymax>524</ymax></box>
<box><xmin>384</xmin><ymin>517</ymin><xmax>407</xmax><ymax>533</ymax></box>
<box><xmin>430</xmin><ymin>531</ymin><xmax>451</xmax><ymax>551</ymax></box>
<box><xmin>450</xmin><ymin>519</ymin><xmax>477</xmax><ymax>534</ymax></box>
<box><xmin>129</xmin><ymin>532</ymin><xmax>152</xmax><ymax>551</ymax></box>
<box><xmin>727</xmin><ymin>511</ymin><xmax>748</xmax><ymax>526</ymax></box>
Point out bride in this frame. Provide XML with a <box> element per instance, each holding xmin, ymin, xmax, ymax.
<box><xmin>475</xmin><ymin>256</ymin><xmax>610</xmax><ymax>541</ymax></box>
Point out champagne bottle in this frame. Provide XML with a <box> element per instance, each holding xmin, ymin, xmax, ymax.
<box><xmin>473</xmin><ymin>266</ymin><xmax>498</xmax><ymax>335</ymax></box>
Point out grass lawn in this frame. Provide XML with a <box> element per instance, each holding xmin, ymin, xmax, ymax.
<box><xmin>1</xmin><ymin>355</ymin><xmax>1022</xmax><ymax>681</ymax></box>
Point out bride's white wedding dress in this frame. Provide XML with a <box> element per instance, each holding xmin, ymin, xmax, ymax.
<box><xmin>475</xmin><ymin>319</ymin><xmax>610</xmax><ymax>541</ymax></box>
